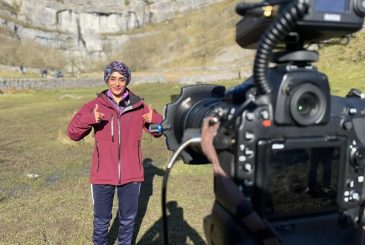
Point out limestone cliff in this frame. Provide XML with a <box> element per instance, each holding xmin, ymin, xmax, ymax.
<box><xmin>0</xmin><ymin>0</ymin><xmax>222</xmax><ymax>59</ymax></box>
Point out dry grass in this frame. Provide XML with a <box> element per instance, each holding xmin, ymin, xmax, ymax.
<box><xmin>0</xmin><ymin>55</ymin><xmax>364</xmax><ymax>242</ymax></box>
<box><xmin>113</xmin><ymin>0</ymin><xmax>241</xmax><ymax>72</ymax></box>
<box><xmin>0</xmin><ymin>82</ymin><xmax>219</xmax><ymax>244</ymax></box>
<box><xmin>0</xmin><ymin>36</ymin><xmax>67</xmax><ymax>70</ymax></box>
<box><xmin>317</xmin><ymin>32</ymin><xmax>365</xmax><ymax>96</ymax></box>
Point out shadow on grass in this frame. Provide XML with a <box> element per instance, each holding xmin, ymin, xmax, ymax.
<box><xmin>137</xmin><ymin>200</ymin><xmax>205</xmax><ymax>245</ymax></box>
<box><xmin>108</xmin><ymin>158</ymin><xmax>165</xmax><ymax>245</ymax></box>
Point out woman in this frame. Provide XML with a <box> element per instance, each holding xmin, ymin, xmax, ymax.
<box><xmin>67</xmin><ymin>61</ymin><xmax>163</xmax><ymax>245</ymax></box>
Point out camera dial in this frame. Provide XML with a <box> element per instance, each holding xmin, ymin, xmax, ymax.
<box><xmin>350</xmin><ymin>146</ymin><xmax>365</xmax><ymax>169</ymax></box>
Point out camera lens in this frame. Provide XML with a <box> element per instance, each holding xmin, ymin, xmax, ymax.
<box><xmin>163</xmin><ymin>84</ymin><xmax>226</xmax><ymax>163</ymax></box>
<box><xmin>290</xmin><ymin>83</ymin><xmax>327</xmax><ymax>126</ymax></box>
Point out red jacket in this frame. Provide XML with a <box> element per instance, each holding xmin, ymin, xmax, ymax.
<box><xmin>67</xmin><ymin>89</ymin><xmax>163</xmax><ymax>185</ymax></box>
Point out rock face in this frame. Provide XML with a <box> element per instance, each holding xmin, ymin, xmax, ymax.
<box><xmin>0</xmin><ymin>0</ymin><xmax>221</xmax><ymax>60</ymax></box>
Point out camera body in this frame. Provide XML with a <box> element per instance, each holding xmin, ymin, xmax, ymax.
<box><xmin>162</xmin><ymin>0</ymin><xmax>365</xmax><ymax>244</ymax></box>
<box><xmin>236</xmin><ymin>0</ymin><xmax>365</xmax><ymax>49</ymax></box>
<box><xmin>226</xmin><ymin>73</ymin><xmax>365</xmax><ymax>216</ymax></box>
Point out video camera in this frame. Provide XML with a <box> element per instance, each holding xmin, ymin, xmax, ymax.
<box><xmin>160</xmin><ymin>0</ymin><xmax>365</xmax><ymax>244</ymax></box>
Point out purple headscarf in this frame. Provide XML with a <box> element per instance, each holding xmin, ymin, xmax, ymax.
<box><xmin>104</xmin><ymin>61</ymin><xmax>131</xmax><ymax>84</ymax></box>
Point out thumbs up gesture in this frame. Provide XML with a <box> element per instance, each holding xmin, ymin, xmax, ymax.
<box><xmin>93</xmin><ymin>104</ymin><xmax>105</xmax><ymax>124</ymax></box>
<box><xmin>142</xmin><ymin>104</ymin><xmax>154</xmax><ymax>123</ymax></box>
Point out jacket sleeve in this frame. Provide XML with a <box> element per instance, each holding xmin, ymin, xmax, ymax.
<box><xmin>143</xmin><ymin>103</ymin><xmax>163</xmax><ymax>138</ymax></box>
<box><xmin>67</xmin><ymin>102</ymin><xmax>96</xmax><ymax>141</ymax></box>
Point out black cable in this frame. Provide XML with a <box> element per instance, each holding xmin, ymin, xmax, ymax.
<box><xmin>253</xmin><ymin>0</ymin><xmax>310</xmax><ymax>95</ymax></box>
<box><xmin>161</xmin><ymin>167</ymin><xmax>171</xmax><ymax>245</ymax></box>
<box><xmin>161</xmin><ymin>137</ymin><xmax>202</xmax><ymax>245</ymax></box>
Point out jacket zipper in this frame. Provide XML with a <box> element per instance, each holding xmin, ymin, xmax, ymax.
<box><xmin>138</xmin><ymin>141</ymin><xmax>142</xmax><ymax>170</ymax></box>
<box><xmin>96</xmin><ymin>140</ymin><xmax>100</xmax><ymax>172</ymax></box>
<box><xmin>111</xmin><ymin>114</ymin><xmax>114</xmax><ymax>142</ymax></box>
<box><xmin>118</xmin><ymin>117</ymin><xmax>121</xmax><ymax>185</ymax></box>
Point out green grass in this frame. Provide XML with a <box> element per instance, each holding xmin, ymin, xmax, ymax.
<box><xmin>0</xmin><ymin>33</ymin><xmax>364</xmax><ymax>243</ymax></box>
<box><xmin>0</xmin><ymin>83</ymin><xmax>217</xmax><ymax>244</ymax></box>
<box><xmin>317</xmin><ymin>32</ymin><xmax>365</xmax><ymax>96</ymax></box>
<box><xmin>0</xmin><ymin>70</ymin><xmax>41</xmax><ymax>79</ymax></box>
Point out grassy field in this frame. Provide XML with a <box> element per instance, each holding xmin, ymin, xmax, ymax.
<box><xmin>0</xmin><ymin>30</ymin><xmax>364</xmax><ymax>244</ymax></box>
<box><xmin>0</xmin><ymin>82</ymin><xmax>225</xmax><ymax>245</ymax></box>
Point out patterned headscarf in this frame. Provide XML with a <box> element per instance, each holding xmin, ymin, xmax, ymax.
<box><xmin>104</xmin><ymin>61</ymin><xmax>131</xmax><ymax>84</ymax></box>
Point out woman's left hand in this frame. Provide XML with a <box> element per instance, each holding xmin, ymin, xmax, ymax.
<box><xmin>142</xmin><ymin>104</ymin><xmax>154</xmax><ymax>123</ymax></box>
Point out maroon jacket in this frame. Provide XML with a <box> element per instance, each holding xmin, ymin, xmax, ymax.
<box><xmin>67</xmin><ymin>89</ymin><xmax>163</xmax><ymax>185</ymax></box>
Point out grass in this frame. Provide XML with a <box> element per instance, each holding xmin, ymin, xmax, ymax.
<box><xmin>0</xmin><ymin>70</ymin><xmax>41</xmax><ymax>79</ymax></box>
<box><xmin>113</xmin><ymin>0</ymin><xmax>242</xmax><ymax>72</ymax></box>
<box><xmin>0</xmin><ymin>51</ymin><xmax>364</xmax><ymax>243</ymax></box>
<box><xmin>0</xmin><ymin>15</ymin><xmax>364</xmax><ymax>243</ymax></box>
<box><xmin>317</xmin><ymin>32</ymin><xmax>365</xmax><ymax>96</ymax></box>
<box><xmin>0</xmin><ymin>82</ymin><xmax>219</xmax><ymax>244</ymax></box>
<box><xmin>0</xmin><ymin>36</ymin><xmax>67</xmax><ymax>71</ymax></box>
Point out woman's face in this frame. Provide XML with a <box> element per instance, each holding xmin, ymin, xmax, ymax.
<box><xmin>107</xmin><ymin>71</ymin><xmax>127</xmax><ymax>97</ymax></box>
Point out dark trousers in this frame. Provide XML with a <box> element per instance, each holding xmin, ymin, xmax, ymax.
<box><xmin>308</xmin><ymin>148</ymin><xmax>334</xmax><ymax>188</ymax></box>
<box><xmin>92</xmin><ymin>183</ymin><xmax>141</xmax><ymax>245</ymax></box>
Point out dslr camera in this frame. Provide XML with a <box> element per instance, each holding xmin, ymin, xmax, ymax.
<box><xmin>161</xmin><ymin>0</ymin><xmax>365</xmax><ymax>244</ymax></box>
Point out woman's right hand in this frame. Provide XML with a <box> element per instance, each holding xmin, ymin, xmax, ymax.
<box><xmin>93</xmin><ymin>104</ymin><xmax>105</xmax><ymax>124</ymax></box>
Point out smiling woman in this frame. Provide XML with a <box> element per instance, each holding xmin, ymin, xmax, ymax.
<box><xmin>67</xmin><ymin>60</ymin><xmax>163</xmax><ymax>245</ymax></box>
<box><xmin>107</xmin><ymin>72</ymin><xmax>128</xmax><ymax>104</ymax></box>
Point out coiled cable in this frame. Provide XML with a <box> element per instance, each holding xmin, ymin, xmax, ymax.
<box><xmin>253</xmin><ymin>0</ymin><xmax>310</xmax><ymax>95</ymax></box>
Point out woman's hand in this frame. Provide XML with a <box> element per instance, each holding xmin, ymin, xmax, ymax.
<box><xmin>142</xmin><ymin>104</ymin><xmax>154</xmax><ymax>123</ymax></box>
<box><xmin>93</xmin><ymin>104</ymin><xmax>105</xmax><ymax>124</ymax></box>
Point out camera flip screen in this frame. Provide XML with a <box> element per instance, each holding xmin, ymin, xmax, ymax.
<box><xmin>314</xmin><ymin>0</ymin><xmax>349</xmax><ymax>14</ymax></box>
<box><xmin>255</xmin><ymin>138</ymin><xmax>346</xmax><ymax>219</ymax></box>
<box><xmin>266</xmin><ymin>147</ymin><xmax>339</xmax><ymax>218</ymax></box>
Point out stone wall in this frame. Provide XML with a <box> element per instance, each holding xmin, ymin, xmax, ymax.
<box><xmin>0</xmin><ymin>68</ymin><xmax>248</xmax><ymax>91</ymax></box>
<box><xmin>0</xmin><ymin>78</ymin><xmax>101</xmax><ymax>90</ymax></box>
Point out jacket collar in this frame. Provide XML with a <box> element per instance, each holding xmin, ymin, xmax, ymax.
<box><xmin>97</xmin><ymin>88</ymin><xmax>144</xmax><ymax>112</ymax></box>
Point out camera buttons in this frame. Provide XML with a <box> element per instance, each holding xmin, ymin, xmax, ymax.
<box><xmin>260</xmin><ymin>110</ymin><xmax>270</xmax><ymax>120</ymax></box>
<box><xmin>244</xmin><ymin>131</ymin><xmax>254</xmax><ymax>140</ymax></box>
<box><xmin>347</xmin><ymin>180</ymin><xmax>355</xmax><ymax>188</ymax></box>
<box><xmin>350</xmin><ymin>191</ymin><xmax>360</xmax><ymax>202</ymax></box>
<box><xmin>244</xmin><ymin>163</ymin><xmax>253</xmax><ymax>172</ymax></box>
<box><xmin>239</xmin><ymin>155</ymin><xmax>247</xmax><ymax>162</ymax></box>
<box><xmin>246</xmin><ymin>112</ymin><xmax>255</xmax><ymax>121</ymax></box>
<box><xmin>348</xmin><ymin>107</ymin><xmax>358</xmax><ymax>115</ymax></box>
<box><xmin>238</xmin><ymin>162</ymin><xmax>253</xmax><ymax>173</ymax></box>
<box><xmin>244</xmin><ymin>147</ymin><xmax>254</xmax><ymax>157</ymax></box>
<box><xmin>262</xmin><ymin>120</ymin><xmax>272</xmax><ymax>127</ymax></box>
<box><xmin>358</xmin><ymin>176</ymin><xmax>364</xmax><ymax>183</ymax></box>
<box><xmin>343</xmin><ymin>190</ymin><xmax>360</xmax><ymax>203</ymax></box>
<box><xmin>341</xmin><ymin>119</ymin><xmax>353</xmax><ymax>130</ymax></box>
